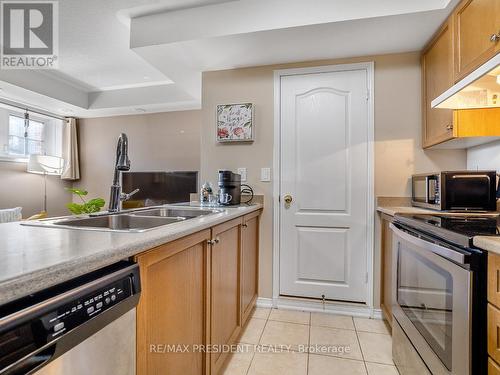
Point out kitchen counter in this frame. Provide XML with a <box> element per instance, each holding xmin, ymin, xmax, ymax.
<box><xmin>474</xmin><ymin>236</ymin><xmax>500</xmax><ymax>255</ymax></box>
<box><xmin>0</xmin><ymin>204</ymin><xmax>262</xmax><ymax>306</ymax></box>
<box><xmin>376</xmin><ymin>205</ymin><xmax>437</xmax><ymax>217</ymax></box>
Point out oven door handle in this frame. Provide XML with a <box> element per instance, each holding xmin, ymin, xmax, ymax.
<box><xmin>390</xmin><ymin>223</ymin><xmax>467</xmax><ymax>265</ymax></box>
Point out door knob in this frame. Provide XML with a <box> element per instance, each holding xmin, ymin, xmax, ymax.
<box><xmin>283</xmin><ymin>194</ymin><xmax>293</xmax><ymax>205</ymax></box>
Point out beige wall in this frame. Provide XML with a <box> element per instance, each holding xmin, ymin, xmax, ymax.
<box><xmin>75</xmin><ymin>111</ymin><xmax>201</xmax><ymax>204</ymax></box>
<box><xmin>201</xmin><ymin>52</ymin><xmax>467</xmax><ymax>301</ymax></box>
<box><xmin>0</xmin><ymin>161</ymin><xmax>72</xmax><ymax>217</ymax></box>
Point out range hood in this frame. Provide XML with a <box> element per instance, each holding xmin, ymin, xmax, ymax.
<box><xmin>432</xmin><ymin>53</ymin><xmax>500</xmax><ymax>109</ymax></box>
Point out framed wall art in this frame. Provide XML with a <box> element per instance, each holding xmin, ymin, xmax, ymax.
<box><xmin>216</xmin><ymin>103</ymin><xmax>254</xmax><ymax>143</ymax></box>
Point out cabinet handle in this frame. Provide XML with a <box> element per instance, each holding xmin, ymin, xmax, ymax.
<box><xmin>207</xmin><ymin>238</ymin><xmax>220</xmax><ymax>245</ymax></box>
<box><xmin>242</xmin><ymin>223</ymin><xmax>248</xmax><ymax>228</ymax></box>
<box><xmin>490</xmin><ymin>32</ymin><xmax>500</xmax><ymax>43</ymax></box>
<box><xmin>446</xmin><ymin>124</ymin><xmax>453</xmax><ymax>131</ymax></box>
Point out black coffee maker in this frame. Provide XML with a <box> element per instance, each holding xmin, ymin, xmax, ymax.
<box><xmin>218</xmin><ymin>170</ymin><xmax>241</xmax><ymax>205</ymax></box>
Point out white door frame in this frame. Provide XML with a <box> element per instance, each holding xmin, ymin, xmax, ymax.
<box><xmin>272</xmin><ymin>62</ymin><xmax>376</xmax><ymax>314</ymax></box>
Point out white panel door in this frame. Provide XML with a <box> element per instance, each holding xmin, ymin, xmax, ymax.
<box><xmin>279</xmin><ymin>67</ymin><xmax>370</xmax><ymax>302</ymax></box>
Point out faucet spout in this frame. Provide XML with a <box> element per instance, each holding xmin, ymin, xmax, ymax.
<box><xmin>109</xmin><ymin>133</ymin><xmax>131</xmax><ymax>212</ymax></box>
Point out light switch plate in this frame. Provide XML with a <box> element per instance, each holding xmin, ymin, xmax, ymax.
<box><xmin>260</xmin><ymin>167</ymin><xmax>271</xmax><ymax>182</ymax></box>
<box><xmin>237</xmin><ymin>168</ymin><xmax>247</xmax><ymax>182</ymax></box>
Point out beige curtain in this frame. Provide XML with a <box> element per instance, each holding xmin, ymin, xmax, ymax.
<box><xmin>61</xmin><ymin>117</ymin><xmax>80</xmax><ymax>180</ymax></box>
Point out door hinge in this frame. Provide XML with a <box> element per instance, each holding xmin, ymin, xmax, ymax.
<box><xmin>365</xmin><ymin>272</ymin><xmax>369</xmax><ymax>283</ymax></box>
<box><xmin>366</xmin><ymin>90</ymin><xmax>370</xmax><ymax>101</ymax></box>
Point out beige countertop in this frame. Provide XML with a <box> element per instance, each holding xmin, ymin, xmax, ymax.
<box><xmin>376</xmin><ymin>205</ymin><xmax>437</xmax><ymax>217</ymax></box>
<box><xmin>0</xmin><ymin>204</ymin><xmax>262</xmax><ymax>306</ymax></box>
<box><xmin>473</xmin><ymin>236</ymin><xmax>500</xmax><ymax>254</ymax></box>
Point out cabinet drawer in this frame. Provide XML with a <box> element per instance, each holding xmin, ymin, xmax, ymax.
<box><xmin>488</xmin><ymin>304</ymin><xmax>500</xmax><ymax>363</ymax></box>
<box><xmin>488</xmin><ymin>253</ymin><xmax>500</xmax><ymax>306</ymax></box>
<box><xmin>490</xmin><ymin>357</ymin><xmax>500</xmax><ymax>375</ymax></box>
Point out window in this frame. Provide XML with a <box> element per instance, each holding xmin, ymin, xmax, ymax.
<box><xmin>0</xmin><ymin>107</ymin><xmax>64</xmax><ymax>162</ymax></box>
<box><xmin>8</xmin><ymin>115</ymin><xmax>45</xmax><ymax>156</ymax></box>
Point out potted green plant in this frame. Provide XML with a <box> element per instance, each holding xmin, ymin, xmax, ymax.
<box><xmin>66</xmin><ymin>188</ymin><xmax>105</xmax><ymax>215</ymax></box>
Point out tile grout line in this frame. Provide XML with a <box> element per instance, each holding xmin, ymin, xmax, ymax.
<box><xmin>306</xmin><ymin>312</ymin><xmax>311</xmax><ymax>375</ymax></box>
<box><xmin>244</xmin><ymin>308</ymin><xmax>270</xmax><ymax>375</ymax></box>
<box><xmin>353</xmin><ymin>317</ymin><xmax>370</xmax><ymax>375</ymax></box>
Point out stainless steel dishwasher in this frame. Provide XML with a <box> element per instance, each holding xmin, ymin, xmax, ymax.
<box><xmin>0</xmin><ymin>261</ymin><xmax>141</xmax><ymax>375</ymax></box>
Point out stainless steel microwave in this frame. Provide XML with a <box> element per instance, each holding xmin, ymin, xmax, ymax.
<box><xmin>411</xmin><ymin>171</ymin><xmax>497</xmax><ymax>211</ymax></box>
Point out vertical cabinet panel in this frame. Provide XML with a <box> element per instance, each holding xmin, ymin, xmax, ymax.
<box><xmin>210</xmin><ymin>218</ymin><xmax>242</xmax><ymax>375</ymax></box>
<box><xmin>241</xmin><ymin>212</ymin><xmax>260</xmax><ymax>324</ymax></box>
<box><xmin>454</xmin><ymin>0</ymin><xmax>500</xmax><ymax>81</ymax></box>
<box><xmin>135</xmin><ymin>230</ymin><xmax>211</xmax><ymax>375</ymax></box>
<box><xmin>422</xmin><ymin>19</ymin><xmax>455</xmax><ymax>148</ymax></box>
<box><xmin>380</xmin><ymin>215</ymin><xmax>393</xmax><ymax>326</ymax></box>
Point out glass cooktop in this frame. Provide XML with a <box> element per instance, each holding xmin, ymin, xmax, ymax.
<box><xmin>394</xmin><ymin>213</ymin><xmax>500</xmax><ymax>247</ymax></box>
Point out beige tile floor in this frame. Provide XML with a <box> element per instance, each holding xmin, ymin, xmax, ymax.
<box><xmin>222</xmin><ymin>308</ymin><xmax>399</xmax><ymax>375</ymax></box>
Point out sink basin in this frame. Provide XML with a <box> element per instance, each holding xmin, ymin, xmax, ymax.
<box><xmin>21</xmin><ymin>205</ymin><xmax>222</xmax><ymax>233</ymax></box>
<box><xmin>131</xmin><ymin>208</ymin><xmax>216</xmax><ymax>218</ymax></box>
<box><xmin>55</xmin><ymin>214</ymin><xmax>185</xmax><ymax>232</ymax></box>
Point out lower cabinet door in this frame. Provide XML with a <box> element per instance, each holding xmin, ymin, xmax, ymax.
<box><xmin>241</xmin><ymin>212</ymin><xmax>260</xmax><ymax>324</ymax></box>
<box><xmin>210</xmin><ymin>218</ymin><xmax>242</xmax><ymax>375</ymax></box>
<box><xmin>135</xmin><ymin>230</ymin><xmax>211</xmax><ymax>375</ymax></box>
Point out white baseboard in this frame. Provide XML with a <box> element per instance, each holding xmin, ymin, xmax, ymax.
<box><xmin>257</xmin><ymin>297</ymin><xmax>384</xmax><ymax>320</ymax></box>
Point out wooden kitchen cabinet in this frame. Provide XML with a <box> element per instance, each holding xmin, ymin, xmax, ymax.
<box><xmin>421</xmin><ymin>0</ymin><xmax>500</xmax><ymax>149</ymax></box>
<box><xmin>135</xmin><ymin>230</ymin><xmax>212</xmax><ymax>375</ymax></box>
<box><xmin>135</xmin><ymin>210</ymin><xmax>261</xmax><ymax>375</ymax></box>
<box><xmin>453</xmin><ymin>0</ymin><xmax>500</xmax><ymax>81</ymax></box>
<box><xmin>422</xmin><ymin>19</ymin><xmax>455</xmax><ymax>148</ymax></box>
<box><xmin>241</xmin><ymin>211</ymin><xmax>260</xmax><ymax>325</ymax></box>
<box><xmin>210</xmin><ymin>218</ymin><xmax>243</xmax><ymax>375</ymax></box>
<box><xmin>487</xmin><ymin>252</ymin><xmax>500</xmax><ymax>371</ymax></box>
<box><xmin>380</xmin><ymin>213</ymin><xmax>393</xmax><ymax>327</ymax></box>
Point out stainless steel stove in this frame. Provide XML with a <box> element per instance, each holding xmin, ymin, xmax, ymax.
<box><xmin>390</xmin><ymin>213</ymin><xmax>495</xmax><ymax>375</ymax></box>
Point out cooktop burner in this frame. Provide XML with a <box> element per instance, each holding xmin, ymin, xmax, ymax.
<box><xmin>394</xmin><ymin>213</ymin><xmax>500</xmax><ymax>248</ymax></box>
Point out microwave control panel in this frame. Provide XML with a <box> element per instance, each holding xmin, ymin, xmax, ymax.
<box><xmin>428</xmin><ymin>175</ymin><xmax>440</xmax><ymax>204</ymax></box>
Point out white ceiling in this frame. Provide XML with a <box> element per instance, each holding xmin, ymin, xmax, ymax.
<box><xmin>0</xmin><ymin>0</ymin><xmax>459</xmax><ymax>118</ymax></box>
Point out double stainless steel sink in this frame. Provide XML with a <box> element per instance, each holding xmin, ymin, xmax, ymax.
<box><xmin>23</xmin><ymin>207</ymin><xmax>221</xmax><ymax>233</ymax></box>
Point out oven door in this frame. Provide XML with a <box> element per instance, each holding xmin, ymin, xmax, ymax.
<box><xmin>390</xmin><ymin>223</ymin><xmax>471</xmax><ymax>375</ymax></box>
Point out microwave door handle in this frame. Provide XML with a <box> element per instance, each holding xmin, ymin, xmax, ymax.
<box><xmin>390</xmin><ymin>223</ymin><xmax>466</xmax><ymax>265</ymax></box>
<box><xmin>452</xmin><ymin>174</ymin><xmax>490</xmax><ymax>180</ymax></box>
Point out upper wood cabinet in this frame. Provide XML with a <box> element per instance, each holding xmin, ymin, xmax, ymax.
<box><xmin>241</xmin><ymin>211</ymin><xmax>260</xmax><ymax>325</ymax></box>
<box><xmin>135</xmin><ymin>230</ymin><xmax>211</xmax><ymax>375</ymax></box>
<box><xmin>210</xmin><ymin>218</ymin><xmax>242</xmax><ymax>375</ymax></box>
<box><xmin>453</xmin><ymin>0</ymin><xmax>500</xmax><ymax>81</ymax></box>
<box><xmin>421</xmin><ymin>0</ymin><xmax>500</xmax><ymax>149</ymax></box>
<box><xmin>422</xmin><ymin>19</ymin><xmax>455</xmax><ymax>148</ymax></box>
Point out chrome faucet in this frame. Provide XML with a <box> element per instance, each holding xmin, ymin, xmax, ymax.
<box><xmin>108</xmin><ymin>133</ymin><xmax>139</xmax><ymax>212</ymax></box>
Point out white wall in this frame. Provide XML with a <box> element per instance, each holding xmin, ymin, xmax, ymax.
<box><xmin>467</xmin><ymin>140</ymin><xmax>500</xmax><ymax>171</ymax></box>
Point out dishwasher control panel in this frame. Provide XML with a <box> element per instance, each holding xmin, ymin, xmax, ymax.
<box><xmin>40</xmin><ymin>276</ymin><xmax>133</xmax><ymax>341</ymax></box>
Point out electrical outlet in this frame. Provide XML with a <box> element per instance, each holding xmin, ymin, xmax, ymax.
<box><xmin>260</xmin><ymin>167</ymin><xmax>271</xmax><ymax>182</ymax></box>
<box><xmin>237</xmin><ymin>168</ymin><xmax>247</xmax><ymax>182</ymax></box>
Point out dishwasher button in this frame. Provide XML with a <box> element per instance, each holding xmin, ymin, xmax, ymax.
<box><xmin>96</xmin><ymin>302</ymin><xmax>103</xmax><ymax>309</ymax></box>
<box><xmin>110</xmin><ymin>295</ymin><xmax>116</xmax><ymax>302</ymax></box>
<box><xmin>105</xmin><ymin>297</ymin><xmax>111</xmax><ymax>304</ymax></box>
<box><xmin>54</xmin><ymin>322</ymin><xmax>65</xmax><ymax>332</ymax></box>
<box><xmin>87</xmin><ymin>306</ymin><xmax>95</xmax><ymax>314</ymax></box>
